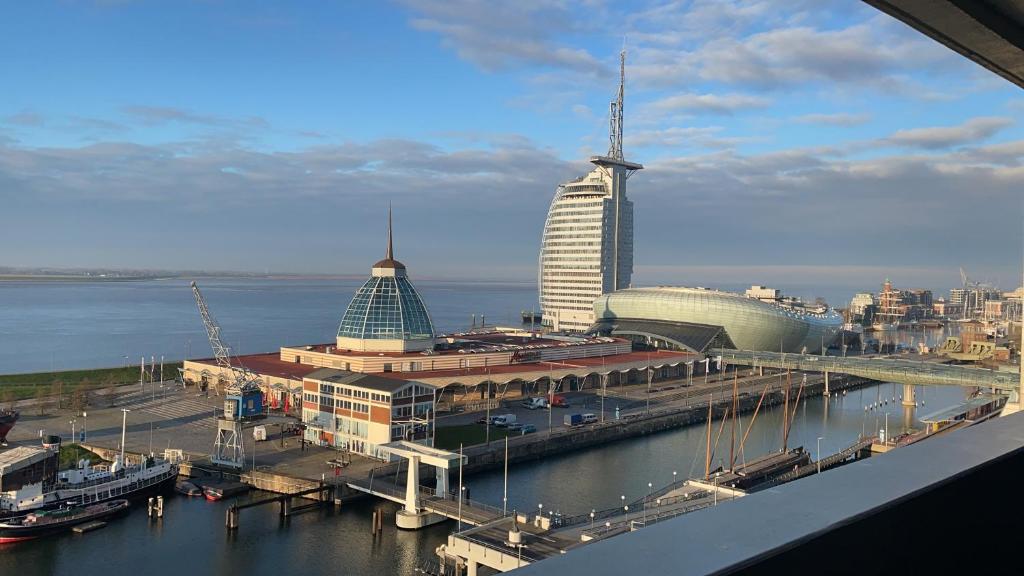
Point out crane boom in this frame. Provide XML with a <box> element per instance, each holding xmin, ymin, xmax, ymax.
<box><xmin>190</xmin><ymin>281</ymin><xmax>261</xmax><ymax>395</ymax></box>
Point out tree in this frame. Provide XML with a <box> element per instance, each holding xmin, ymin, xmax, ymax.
<box><xmin>50</xmin><ymin>380</ymin><xmax>63</xmax><ymax>412</ymax></box>
<box><xmin>70</xmin><ymin>389</ymin><xmax>88</xmax><ymax>414</ymax></box>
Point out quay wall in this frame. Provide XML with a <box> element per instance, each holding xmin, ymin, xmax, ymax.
<box><xmin>460</xmin><ymin>374</ymin><xmax>872</xmax><ymax>475</ymax></box>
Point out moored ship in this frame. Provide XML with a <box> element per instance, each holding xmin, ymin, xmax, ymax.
<box><xmin>0</xmin><ymin>447</ymin><xmax>178</xmax><ymax>519</ymax></box>
<box><xmin>0</xmin><ymin>409</ymin><xmax>18</xmax><ymax>446</ymax></box>
<box><xmin>0</xmin><ymin>499</ymin><xmax>129</xmax><ymax>543</ymax></box>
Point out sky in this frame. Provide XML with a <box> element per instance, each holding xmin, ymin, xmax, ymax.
<box><xmin>0</xmin><ymin>0</ymin><xmax>1022</xmax><ymax>301</ymax></box>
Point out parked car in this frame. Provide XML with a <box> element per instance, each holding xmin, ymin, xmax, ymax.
<box><xmin>476</xmin><ymin>415</ymin><xmax>501</xmax><ymax>425</ymax></box>
<box><xmin>507</xmin><ymin>422</ymin><xmax>524</xmax><ymax>432</ymax></box>
<box><xmin>550</xmin><ymin>394</ymin><xmax>570</xmax><ymax>408</ymax></box>
<box><xmin>519</xmin><ymin>424</ymin><xmax>537</xmax><ymax>434</ymax></box>
<box><xmin>581</xmin><ymin>413</ymin><xmax>598</xmax><ymax>425</ymax></box>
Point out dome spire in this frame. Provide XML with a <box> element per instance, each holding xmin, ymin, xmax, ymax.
<box><xmin>386</xmin><ymin>202</ymin><xmax>394</xmax><ymax>261</ymax></box>
<box><xmin>372</xmin><ymin>203</ymin><xmax>405</xmax><ymax>272</ymax></box>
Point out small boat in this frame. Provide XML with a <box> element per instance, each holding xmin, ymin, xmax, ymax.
<box><xmin>203</xmin><ymin>487</ymin><xmax>223</xmax><ymax>501</ymax></box>
<box><xmin>175</xmin><ymin>481</ymin><xmax>202</xmax><ymax>497</ymax></box>
<box><xmin>0</xmin><ymin>500</ymin><xmax>130</xmax><ymax>543</ymax></box>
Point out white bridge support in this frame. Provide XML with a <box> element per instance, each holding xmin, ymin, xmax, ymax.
<box><xmin>383</xmin><ymin>441</ymin><xmax>466</xmax><ymax>530</ymax></box>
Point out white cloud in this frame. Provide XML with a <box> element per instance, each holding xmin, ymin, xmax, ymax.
<box><xmin>794</xmin><ymin>113</ymin><xmax>871</xmax><ymax>126</ymax></box>
<box><xmin>885</xmin><ymin>117</ymin><xmax>1014</xmax><ymax>149</ymax></box>
<box><xmin>400</xmin><ymin>0</ymin><xmax>606</xmax><ymax>74</ymax></box>
<box><xmin>645</xmin><ymin>92</ymin><xmax>771</xmax><ymax>115</ymax></box>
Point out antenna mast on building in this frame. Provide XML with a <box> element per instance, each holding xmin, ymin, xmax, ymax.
<box><xmin>608</xmin><ymin>50</ymin><xmax>625</xmax><ymax>160</ymax></box>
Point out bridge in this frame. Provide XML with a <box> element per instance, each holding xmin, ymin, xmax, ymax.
<box><xmin>714</xmin><ymin>349</ymin><xmax>1019</xmax><ymax>393</ymax></box>
<box><xmin>346</xmin><ymin>476</ymin><xmax>507</xmax><ymax>527</ymax></box>
<box><xmin>345</xmin><ymin>441</ymin><xmax>509</xmax><ymax>529</ymax></box>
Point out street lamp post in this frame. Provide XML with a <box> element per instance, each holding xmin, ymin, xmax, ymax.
<box><xmin>816</xmin><ymin>436</ymin><xmax>824</xmax><ymax>474</ymax></box>
<box><xmin>590</xmin><ymin>509</ymin><xmax>595</xmax><ymax>530</ymax></box>
<box><xmin>645</xmin><ymin>482</ymin><xmax>652</xmax><ymax>524</ymax></box>
<box><xmin>70</xmin><ymin>419</ymin><xmax>76</xmax><ymax>444</ymax></box>
<box><xmin>646</xmin><ymin>361</ymin><xmax>652</xmax><ymax>416</ymax></box>
<box><xmin>119</xmin><ymin>409</ymin><xmax>130</xmax><ymax>464</ymax></box>
<box><xmin>82</xmin><ymin>412</ymin><xmax>87</xmax><ymax>443</ymax></box>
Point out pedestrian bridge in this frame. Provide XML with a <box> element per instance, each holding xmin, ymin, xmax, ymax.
<box><xmin>345</xmin><ymin>441</ymin><xmax>507</xmax><ymax>529</ymax></box>
<box><xmin>714</xmin><ymin>349</ymin><xmax>1019</xmax><ymax>392</ymax></box>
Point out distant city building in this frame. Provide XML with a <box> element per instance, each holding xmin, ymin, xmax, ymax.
<box><xmin>875</xmin><ymin>279</ymin><xmax>933</xmax><ymax>324</ymax></box>
<box><xmin>850</xmin><ymin>292</ymin><xmax>878</xmax><ymax>320</ymax></box>
<box><xmin>951</xmin><ymin>286</ymin><xmax>1002</xmax><ymax>318</ymax></box>
<box><xmin>745</xmin><ymin>286</ymin><xmax>782</xmax><ymax>301</ymax></box>
<box><xmin>539</xmin><ymin>51</ymin><xmax>642</xmax><ymax>332</ymax></box>
<box><xmin>591</xmin><ymin>286</ymin><xmax>842</xmax><ymax>354</ymax></box>
<box><xmin>984</xmin><ymin>299</ymin><xmax>1022</xmax><ymax>321</ymax></box>
<box><xmin>932</xmin><ymin>299</ymin><xmax>964</xmax><ymax>318</ymax></box>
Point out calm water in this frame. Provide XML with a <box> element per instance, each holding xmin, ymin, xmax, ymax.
<box><xmin>0</xmin><ymin>380</ymin><xmax>968</xmax><ymax>575</ymax></box>
<box><xmin>0</xmin><ymin>278</ymin><xmax>538</xmax><ymax>375</ymax></box>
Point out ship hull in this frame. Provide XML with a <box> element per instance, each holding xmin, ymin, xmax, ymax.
<box><xmin>0</xmin><ymin>411</ymin><xmax>18</xmax><ymax>444</ymax></box>
<box><xmin>0</xmin><ymin>500</ymin><xmax>130</xmax><ymax>543</ymax></box>
<box><xmin>0</xmin><ymin>465</ymin><xmax>176</xmax><ymax>520</ymax></box>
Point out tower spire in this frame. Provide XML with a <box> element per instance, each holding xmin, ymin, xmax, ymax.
<box><xmin>608</xmin><ymin>49</ymin><xmax>626</xmax><ymax>160</ymax></box>
<box><xmin>386</xmin><ymin>203</ymin><xmax>394</xmax><ymax>260</ymax></box>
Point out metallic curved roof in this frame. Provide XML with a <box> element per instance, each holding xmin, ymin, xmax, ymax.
<box><xmin>594</xmin><ymin>287</ymin><xmax>842</xmax><ymax>353</ymax></box>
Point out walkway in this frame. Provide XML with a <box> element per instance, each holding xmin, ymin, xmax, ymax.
<box><xmin>345</xmin><ymin>476</ymin><xmax>507</xmax><ymax>526</ymax></box>
<box><xmin>715</xmin><ymin>349</ymin><xmax>1018</xmax><ymax>391</ymax></box>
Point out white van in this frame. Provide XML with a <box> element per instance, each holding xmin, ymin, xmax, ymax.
<box><xmin>581</xmin><ymin>413</ymin><xmax>598</xmax><ymax>425</ymax></box>
<box><xmin>522</xmin><ymin>397</ymin><xmax>548</xmax><ymax>410</ymax></box>
<box><xmin>493</xmin><ymin>414</ymin><xmax>517</xmax><ymax>427</ymax></box>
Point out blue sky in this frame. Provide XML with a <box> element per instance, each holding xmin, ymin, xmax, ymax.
<box><xmin>1</xmin><ymin>0</ymin><xmax>1022</xmax><ymax>300</ymax></box>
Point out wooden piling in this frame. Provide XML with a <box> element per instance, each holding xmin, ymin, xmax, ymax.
<box><xmin>226</xmin><ymin>506</ymin><xmax>239</xmax><ymax>530</ymax></box>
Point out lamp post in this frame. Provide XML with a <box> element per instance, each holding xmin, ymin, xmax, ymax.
<box><xmin>119</xmin><ymin>409</ymin><xmax>130</xmax><ymax>464</ymax></box>
<box><xmin>673</xmin><ymin>470</ymin><xmax>678</xmax><ymax>485</ymax></box>
<box><xmin>82</xmin><ymin>411</ymin><xmax>87</xmax><ymax>443</ymax></box>
<box><xmin>645</xmin><ymin>482</ymin><xmax>652</xmax><ymax>524</ymax></box>
<box><xmin>816</xmin><ymin>436</ymin><xmax>824</xmax><ymax>474</ymax></box>
<box><xmin>646</xmin><ymin>360</ymin><xmax>652</xmax><ymax>416</ymax></box>
<box><xmin>69</xmin><ymin>419</ymin><xmax>76</xmax><ymax>444</ymax></box>
<box><xmin>590</xmin><ymin>509</ymin><xmax>595</xmax><ymax>530</ymax></box>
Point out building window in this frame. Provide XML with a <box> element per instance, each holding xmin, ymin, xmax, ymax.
<box><xmin>383</xmin><ymin>363</ymin><xmax>393</xmax><ymax>372</ymax></box>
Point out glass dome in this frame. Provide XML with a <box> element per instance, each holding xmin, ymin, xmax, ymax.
<box><xmin>337</xmin><ymin>275</ymin><xmax>434</xmax><ymax>341</ymax></box>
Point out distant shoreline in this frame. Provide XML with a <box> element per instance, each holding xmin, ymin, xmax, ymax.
<box><xmin>0</xmin><ymin>274</ymin><xmax>169</xmax><ymax>283</ymax></box>
<box><xmin>0</xmin><ymin>273</ymin><xmax>535</xmax><ymax>284</ymax></box>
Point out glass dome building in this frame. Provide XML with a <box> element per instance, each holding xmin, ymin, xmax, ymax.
<box><xmin>336</xmin><ymin>210</ymin><xmax>435</xmax><ymax>353</ymax></box>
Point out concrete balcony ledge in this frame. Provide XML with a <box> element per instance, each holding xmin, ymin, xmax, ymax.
<box><xmin>514</xmin><ymin>410</ymin><xmax>1024</xmax><ymax>575</ymax></box>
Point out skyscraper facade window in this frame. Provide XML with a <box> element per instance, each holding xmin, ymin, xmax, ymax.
<box><xmin>539</xmin><ymin>51</ymin><xmax>642</xmax><ymax>332</ymax></box>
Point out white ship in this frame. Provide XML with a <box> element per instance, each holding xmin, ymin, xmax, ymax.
<box><xmin>0</xmin><ymin>447</ymin><xmax>179</xmax><ymax>517</ymax></box>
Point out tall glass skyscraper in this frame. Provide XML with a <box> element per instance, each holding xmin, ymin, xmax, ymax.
<box><xmin>539</xmin><ymin>51</ymin><xmax>643</xmax><ymax>332</ymax></box>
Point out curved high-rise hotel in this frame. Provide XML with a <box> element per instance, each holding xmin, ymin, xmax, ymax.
<box><xmin>539</xmin><ymin>52</ymin><xmax>643</xmax><ymax>332</ymax></box>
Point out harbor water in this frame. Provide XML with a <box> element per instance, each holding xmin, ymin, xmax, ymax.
<box><xmin>0</xmin><ymin>379</ymin><xmax>967</xmax><ymax>575</ymax></box>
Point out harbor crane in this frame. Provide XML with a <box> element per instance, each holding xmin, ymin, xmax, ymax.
<box><xmin>190</xmin><ymin>281</ymin><xmax>262</xmax><ymax>396</ymax></box>
<box><xmin>190</xmin><ymin>281</ymin><xmax>265</xmax><ymax>468</ymax></box>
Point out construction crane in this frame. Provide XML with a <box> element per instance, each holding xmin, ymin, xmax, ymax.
<box><xmin>190</xmin><ymin>281</ymin><xmax>262</xmax><ymax>396</ymax></box>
